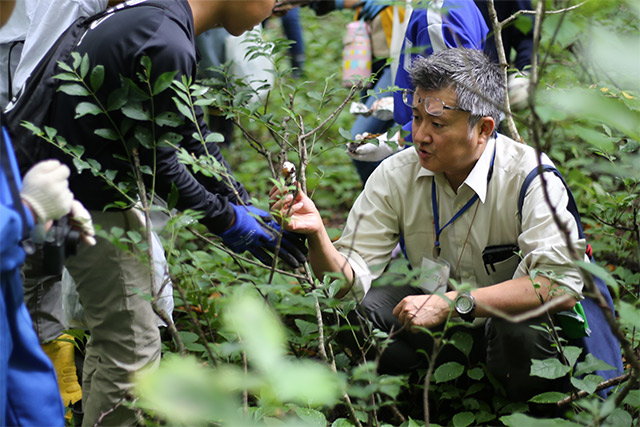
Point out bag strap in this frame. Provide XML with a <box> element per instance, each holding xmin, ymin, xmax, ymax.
<box><xmin>518</xmin><ymin>165</ymin><xmax>592</xmax><ymax>258</ymax></box>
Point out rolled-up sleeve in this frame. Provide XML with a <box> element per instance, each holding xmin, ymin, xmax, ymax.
<box><xmin>334</xmin><ymin>165</ymin><xmax>402</xmax><ymax>300</ymax></box>
<box><xmin>515</xmin><ymin>172</ymin><xmax>586</xmax><ymax>297</ymax></box>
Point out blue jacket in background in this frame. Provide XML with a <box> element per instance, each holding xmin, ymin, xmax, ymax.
<box><xmin>1</xmin><ymin>125</ymin><xmax>64</xmax><ymax>426</ymax></box>
<box><xmin>393</xmin><ymin>0</ymin><xmax>488</xmax><ymax>141</ymax></box>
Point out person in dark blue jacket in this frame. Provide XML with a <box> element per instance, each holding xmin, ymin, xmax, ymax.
<box><xmin>344</xmin><ymin>0</ymin><xmax>489</xmax><ymax>184</ymax></box>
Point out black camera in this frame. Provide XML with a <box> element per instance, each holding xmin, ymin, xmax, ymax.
<box><xmin>42</xmin><ymin>215</ymin><xmax>81</xmax><ymax>276</ymax></box>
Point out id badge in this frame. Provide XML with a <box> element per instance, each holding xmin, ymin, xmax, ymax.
<box><xmin>418</xmin><ymin>257</ymin><xmax>450</xmax><ymax>293</ymax></box>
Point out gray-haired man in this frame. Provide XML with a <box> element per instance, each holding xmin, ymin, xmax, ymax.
<box><xmin>272</xmin><ymin>47</ymin><xmax>587</xmax><ymax>400</ymax></box>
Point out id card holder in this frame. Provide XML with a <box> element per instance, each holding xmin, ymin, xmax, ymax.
<box><xmin>418</xmin><ymin>257</ymin><xmax>450</xmax><ymax>293</ymax></box>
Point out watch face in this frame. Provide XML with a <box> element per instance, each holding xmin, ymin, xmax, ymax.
<box><xmin>456</xmin><ymin>295</ymin><xmax>474</xmax><ymax>314</ymax></box>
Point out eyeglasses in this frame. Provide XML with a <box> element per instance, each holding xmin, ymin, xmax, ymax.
<box><xmin>401</xmin><ymin>89</ymin><xmax>469</xmax><ymax>116</ymax></box>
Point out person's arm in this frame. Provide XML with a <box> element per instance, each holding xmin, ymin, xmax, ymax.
<box><xmin>394</xmin><ymin>161</ymin><xmax>583</xmax><ymax>330</ymax></box>
<box><xmin>269</xmin><ymin>186</ymin><xmax>355</xmax><ymax>289</ymax></box>
<box><xmin>394</xmin><ymin>275</ymin><xmax>574</xmax><ymax>330</ymax></box>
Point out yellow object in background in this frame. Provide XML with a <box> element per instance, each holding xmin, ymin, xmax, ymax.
<box><xmin>41</xmin><ymin>333</ymin><xmax>82</xmax><ymax>409</ymax></box>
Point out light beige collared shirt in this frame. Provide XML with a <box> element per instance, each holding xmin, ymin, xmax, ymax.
<box><xmin>335</xmin><ymin>134</ymin><xmax>586</xmax><ymax>301</ymax></box>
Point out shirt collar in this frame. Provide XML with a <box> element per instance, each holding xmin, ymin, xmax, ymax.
<box><xmin>415</xmin><ymin>136</ymin><xmax>496</xmax><ymax>203</ymax></box>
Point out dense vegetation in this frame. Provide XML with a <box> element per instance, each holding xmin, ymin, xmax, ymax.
<box><xmin>42</xmin><ymin>0</ymin><xmax>638</xmax><ymax>425</ymax></box>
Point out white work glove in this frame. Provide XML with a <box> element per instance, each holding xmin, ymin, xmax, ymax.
<box><xmin>349</xmin><ymin>96</ymin><xmax>394</xmax><ymax>121</ymax></box>
<box><xmin>346</xmin><ymin>131</ymin><xmax>401</xmax><ymax>162</ymax></box>
<box><xmin>21</xmin><ymin>160</ymin><xmax>74</xmax><ymax>224</ymax></box>
<box><xmin>508</xmin><ymin>72</ymin><xmax>531</xmax><ymax>111</ymax></box>
<box><xmin>70</xmin><ymin>200</ymin><xmax>96</xmax><ymax>246</ymax></box>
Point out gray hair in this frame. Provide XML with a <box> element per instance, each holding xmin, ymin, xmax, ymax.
<box><xmin>408</xmin><ymin>48</ymin><xmax>505</xmax><ymax>131</ymax></box>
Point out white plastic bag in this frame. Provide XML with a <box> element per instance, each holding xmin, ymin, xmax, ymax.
<box><xmin>225</xmin><ymin>25</ymin><xmax>274</xmax><ymax>104</ymax></box>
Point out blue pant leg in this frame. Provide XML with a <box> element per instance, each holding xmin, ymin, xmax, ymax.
<box><xmin>4</xmin><ymin>271</ymin><xmax>64</xmax><ymax>427</ymax></box>
<box><xmin>350</xmin><ymin>66</ymin><xmax>396</xmax><ymax>184</ymax></box>
<box><xmin>280</xmin><ymin>8</ymin><xmax>305</xmax><ymax>63</ymax></box>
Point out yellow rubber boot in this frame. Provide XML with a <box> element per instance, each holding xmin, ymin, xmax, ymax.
<box><xmin>41</xmin><ymin>333</ymin><xmax>83</xmax><ymax>409</ymax></box>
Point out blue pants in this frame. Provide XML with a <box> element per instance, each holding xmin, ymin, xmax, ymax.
<box><xmin>280</xmin><ymin>7</ymin><xmax>305</xmax><ymax>69</ymax></box>
<box><xmin>1</xmin><ymin>269</ymin><xmax>64</xmax><ymax>426</ymax></box>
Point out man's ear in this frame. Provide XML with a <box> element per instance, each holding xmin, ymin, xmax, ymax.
<box><xmin>477</xmin><ymin>117</ymin><xmax>495</xmax><ymax>143</ymax></box>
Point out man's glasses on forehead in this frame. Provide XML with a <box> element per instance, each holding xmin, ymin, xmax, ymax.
<box><xmin>401</xmin><ymin>89</ymin><xmax>469</xmax><ymax>116</ymax></box>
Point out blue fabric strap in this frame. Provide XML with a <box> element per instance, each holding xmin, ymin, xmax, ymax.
<box><xmin>517</xmin><ymin>163</ymin><xmax>624</xmax><ymax>397</ymax></box>
<box><xmin>431</xmin><ymin>146</ymin><xmax>496</xmax><ymax>257</ymax></box>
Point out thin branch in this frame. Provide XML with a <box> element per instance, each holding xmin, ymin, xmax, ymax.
<box><xmin>486</xmin><ymin>0</ymin><xmax>521</xmax><ymax>142</ymax></box>
<box><xmin>557</xmin><ymin>372</ymin><xmax>633</xmax><ymax>407</ymax></box>
<box><xmin>502</xmin><ymin>2</ymin><xmax>587</xmax><ymax>27</ymax></box>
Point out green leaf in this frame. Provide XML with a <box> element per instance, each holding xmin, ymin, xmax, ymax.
<box><xmin>58</xmin><ymin>83</ymin><xmax>90</xmax><ymax>97</ymax></box>
<box><xmin>90</xmin><ymin>65</ymin><xmax>105</xmax><ymax>92</ymax></box>
<box><xmin>338</xmin><ymin>127</ymin><xmax>352</xmax><ymax>140</ymax></box>
<box><xmin>537</xmin><ymin>88</ymin><xmax>640</xmax><ymax>141</ymax></box>
<box><xmin>604</xmin><ymin>408</ymin><xmax>633</xmax><ymax>427</ymax></box>
<box><xmin>80</xmin><ymin>53</ymin><xmax>90</xmax><ymax>79</ymax></box>
<box><xmin>205</xmin><ymin>132</ymin><xmax>225</xmax><ymax>144</ymax></box>
<box><xmin>167</xmin><ymin>183</ymin><xmax>179</xmax><ymax>211</ymax></box>
<box><xmin>570</xmin><ymin>374</ymin><xmax>603</xmax><ymax>395</ymax></box>
<box><xmin>452</xmin><ymin>412</ymin><xmax>474</xmax><ymax>427</ymax></box>
<box><xmin>575</xmin><ymin>260</ymin><xmax>619</xmax><ymax>290</ymax></box>
<box><xmin>563</xmin><ymin>346</ymin><xmax>583</xmax><ymax>369</ymax></box>
<box><xmin>107</xmin><ymin>88</ymin><xmax>128</xmax><ymax>111</ymax></box>
<box><xmin>434</xmin><ymin>361</ymin><xmax>464</xmax><ymax>383</ymax></box>
<box><xmin>140</xmin><ymin>55</ymin><xmax>152</xmax><ymax>74</ymax></box>
<box><xmin>294</xmin><ymin>407</ymin><xmax>327</xmax><ymax>427</ymax></box>
<box><xmin>530</xmin><ymin>358</ymin><xmax>571</xmax><ymax>379</ymax></box>
<box><xmin>121</xmin><ymin>103</ymin><xmax>150</xmax><ymax>121</ymax></box>
<box><xmin>139</xmin><ymin>165</ymin><xmax>153</xmax><ymax>175</ymax></box>
<box><xmin>157</xmin><ymin>132</ymin><xmax>183</xmax><ymax>148</ymax></box>
<box><xmin>294</xmin><ymin>319</ymin><xmax>317</xmax><ymax>337</ymax></box>
<box><xmin>153</xmin><ymin>71</ymin><xmax>178</xmax><ymax>95</ymax></box>
<box><xmin>450</xmin><ymin>331</ymin><xmax>473</xmax><ymax>357</ymax></box>
<box><xmin>513</xmin><ymin>15</ymin><xmax>533</xmax><ymax>36</ymax></box>
<box><xmin>155</xmin><ymin>112</ymin><xmax>182</xmax><ymax>128</ymax></box>
<box><xmin>172</xmin><ymin>96</ymin><xmax>195</xmax><ymax>122</ymax></box>
<box><xmin>331</xmin><ymin>418</ymin><xmax>355</xmax><ymax>427</ymax></box>
<box><xmin>56</xmin><ymin>61</ymin><xmax>73</xmax><ymax>73</ymax></box>
<box><xmin>618</xmin><ymin>300</ymin><xmax>640</xmax><ymax>330</ymax></box>
<box><xmin>134</xmin><ymin>126</ymin><xmax>154</xmax><ymax>149</ymax></box>
<box><xmin>95</xmin><ymin>128</ymin><xmax>119</xmax><ymax>141</ymax></box>
<box><xmin>71</xmin><ymin>52</ymin><xmax>82</xmax><ymax>70</ymax></box>
<box><xmin>104</xmin><ymin>169</ymin><xmax>117</xmax><ymax>182</ymax></box>
<box><xmin>72</xmin><ymin>157</ymin><xmax>90</xmax><ymax>173</ymax></box>
<box><xmin>575</xmin><ymin>353</ymin><xmax>615</xmax><ymax>377</ymax></box>
<box><xmin>500</xmin><ymin>413</ymin><xmax>579</xmax><ymax>427</ymax></box>
<box><xmin>126</xmin><ymin>230</ymin><xmax>142</xmax><ymax>243</ymax></box>
<box><xmin>75</xmin><ymin>102</ymin><xmax>102</xmax><ymax>119</ymax></box>
<box><xmin>528</xmin><ymin>391</ymin><xmax>567</xmax><ymax>404</ymax></box>
<box><xmin>466</xmin><ymin>367</ymin><xmax>484</xmax><ymax>381</ymax></box>
<box><xmin>52</xmin><ymin>72</ymin><xmax>79</xmax><ymax>82</ymax></box>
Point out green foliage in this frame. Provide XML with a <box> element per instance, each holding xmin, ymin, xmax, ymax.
<box><xmin>38</xmin><ymin>2</ymin><xmax>639</xmax><ymax>426</ymax></box>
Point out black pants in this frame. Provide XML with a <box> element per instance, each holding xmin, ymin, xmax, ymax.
<box><xmin>359</xmin><ymin>284</ymin><xmax>564</xmax><ymax>401</ymax></box>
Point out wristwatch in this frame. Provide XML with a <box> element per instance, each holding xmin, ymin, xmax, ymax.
<box><xmin>454</xmin><ymin>292</ymin><xmax>476</xmax><ymax>322</ymax></box>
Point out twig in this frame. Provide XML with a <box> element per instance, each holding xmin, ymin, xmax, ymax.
<box><xmin>501</xmin><ymin>2</ymin><xmax>587</xmax><ymax>27</ymax></box>
<box><xmin>527</xmin><ymin>0</ymin><xmax>640</xmax><ymax>414</ymax></box>
<box><xmin>300</xmin><ymin>83</ymin><xmax>360</xmax><ymax>140</ymax></box>
<box><xmin>557</xmin><ymin>372</ymin><xmax>633</xmax><ymax>407</ymax></box>
<box><xmin>173</xmin><ymin>282</ymin><xmax>218</xmax><ymax>366</ymax></box>
<box><xmin>486</xmin><ymin>0</ymin><xmax>521</xmax><ymax>142</ymax></box>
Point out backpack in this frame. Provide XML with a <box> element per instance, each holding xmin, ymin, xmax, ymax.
<box><xmin>518</xmin><ymin>165</ymin><xmax>624</xmax><ymax>397</ymax></box>
<box><xmin>2</xmin><ymin>0</ymin><xmax>163</xmax><ymax>176</ymax></box>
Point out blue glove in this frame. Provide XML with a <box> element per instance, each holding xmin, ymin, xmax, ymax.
<box><xmin>219</xmin><ymin>205</ymin><xmax>308</xmax><ymax>268</ymax></box>
<box><xmin>358</xmin><ymin>0</ymin><xmax>387</xmax><ymax>21</ymax></box>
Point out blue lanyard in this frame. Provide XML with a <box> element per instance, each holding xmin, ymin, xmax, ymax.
<box><xmin>431</xmin><ymin>146</ymin><xmax>496</xmax><ymax>258</ymax></box>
